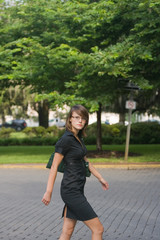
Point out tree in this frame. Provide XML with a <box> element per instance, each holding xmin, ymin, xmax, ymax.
<box><xmin>0</xmin><ymin>89</ymin><xmax>8</xmax><ymax>123</ymax></box>
<box><xmin>0</xmin><ymin>86</ymin><xmax>35</xmax><ymax>123</ymax></box>
<box><xmin>60</xmin><ymin>0</ymin><xmax>160</xmax><ymax>148</ymax></box>
<box><xmin>113</xmin><ymin>0</ymin><xmax>160</xmax><ymax>118</ymax></box>
<box><xmin>0</xmin><ymin>0</ymin><xmax>140</xmax><ymax>148</ymax></box>
<box><xmin>33</xmin><ymin>0</ymin><xmax>135</xmax><ymax>150</ymax></box>
<box><xmin>0</xmin><ymin>0</ymin><xmax>77</xmax><ymax>126</ymax></box>
<box><xmin>1</xmin><ymin>0</ymin><xmax>160</xmax><ymax>150</ymax></box>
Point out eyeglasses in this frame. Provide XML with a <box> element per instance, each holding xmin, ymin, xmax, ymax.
<box><xmin>72</xmin><ymin>116</ymin><xmax>86</xmax><ymax>122</ymax></box>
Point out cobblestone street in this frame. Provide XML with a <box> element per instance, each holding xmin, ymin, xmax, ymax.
<box><xmin>0</xmin><ymin>168</ymin><xmax>160</xmax><ymax>240</ymax></box>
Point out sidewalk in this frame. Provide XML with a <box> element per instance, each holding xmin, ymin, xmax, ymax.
<box><xmin>0</xmin><ymin>167</ymin><xmax>160</xmax><ymax>240</ymax></box>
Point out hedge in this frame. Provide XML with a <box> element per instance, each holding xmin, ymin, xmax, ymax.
<box><xmin>0</xmin><ymin>137</ymin><xmax>58</xmax><ymax>146</ymax></box>
<box><xmin>0</xmin><ymin>122</ymin><xmax>160</xmax><ymax>145</ymax></box>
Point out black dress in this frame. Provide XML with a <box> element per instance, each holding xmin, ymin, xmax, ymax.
<box><xmin>55</xmin><ymin>130</ymin><xmax>97</xmax><ymax>221</ymax></box>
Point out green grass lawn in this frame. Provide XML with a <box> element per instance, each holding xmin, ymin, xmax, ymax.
<box><xmin>0</xmin><ymin>144</ymin><xmax>160</xmax><ymax>164</ymax></box>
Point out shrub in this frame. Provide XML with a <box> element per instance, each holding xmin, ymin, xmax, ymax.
<box><xmin>130</xmin><ymin>122</ymin><xmax>160</xmax><ymax>144</ymax></box>
<box><xmin>1</xmin><ymin>121</ymin><xmax>160</xmax><ymax>145</ymax></box>
<box><xmin>111</xmin><ymin>127</ymin><xmax>120</xmax><ymax>136</ymax></box>
<box><xmin>46</xmin><ymin>126</ymin><xmax>59</xmax><ymax>136</ymax></box>
<box><xmin>0</xmin><ymin>138</ymin><xmax>21</xmax><ymax>145</ymax></box>
<box><xmin>86</xmin><ymin>123</ymin><xmax>97</xmax><ymax>137</ymax></box>
<box><xmin>84</xmin><ymin>136</ymin><xmax>96</xmax><ymax>145</ymax></box>
<box><xmin>23</xmin><ymin>126</ymin><xmax>64</xmax><ymax>138</ymax></box>
<box><xmin>23</xmin><ymin>127</ymin><xmax>35</xmax><ymax>137</ymax></box>
<box><xmin>0</xmin><ymin>127</ymin><xmax>16</xmax><ymax>138</ymax></box>
<box><xmin>58</xmin><ymin>128</ymin><xmax>66</xmax><ymax>138</ymax></box>
<box><xmin>87</xmin><ymin>123</ymin><xmax>121</xmax><ymax>138</ymax></box>
<box><xmin>86</xmin><ymin>122</ymin><xmax>160</xmax><ymax>145</ymax></box>
<box><xmin>23</xmin><ymin>126</ymin><xmax>47</xmax><ymax>137</ymax></box>
<box><xmin>101</xmin><ymin>124</ymin><xmax>111</xmax><ymax>136</ymax></box>
<box><xmin>102</xmin><ymin>136</ymin><xmax>114</xmax><ymax>144</ymax></box>
<box><xmin>0</xmin><ymin>137</ymin><xmax>58</xmax><ymax>146</ymax></box>
<box><xmin>33</xmin><ymin>126</ymin><xmax>46</xmax><ymax>137</ymax></box>
<box><xmin>42</xmin><ymin>137</ymin><xmax>58</xmax><ymax>145</ymax></box>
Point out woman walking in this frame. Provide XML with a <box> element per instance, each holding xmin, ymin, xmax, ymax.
<box><xmin>42</xmin><ymin>105</ymin><xmax>109</xmax><ymax>240</ymax></box>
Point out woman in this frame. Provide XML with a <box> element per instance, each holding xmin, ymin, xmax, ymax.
<box><xmin>42</xmin><ymin>105</ymin><xmax>109</xmax><ymax>240</ymax></box>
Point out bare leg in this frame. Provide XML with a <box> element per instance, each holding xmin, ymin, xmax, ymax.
<box><xmin>84</xmin><ymin>217</ymin><xmax>104</xmax><ymax>240</ymax></box>
<box><xmin>59</xmin><ymin>207</ymin><xmax>77</xmax><ymax>240</ymax></box>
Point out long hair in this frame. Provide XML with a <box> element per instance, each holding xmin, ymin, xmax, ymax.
<box><xmin>65</xmin><ymin>105</ymin><xmax>89</xmax><ymax>137</ymax></box>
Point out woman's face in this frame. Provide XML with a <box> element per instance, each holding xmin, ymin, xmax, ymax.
<box><xmin>70</xmin><ymin>111</ymin><xmax>86</xmax><ymax>132</ymax></box>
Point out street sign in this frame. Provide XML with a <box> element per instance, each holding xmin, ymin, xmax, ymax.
<box><xmin>125</xmin><ymin>100</ymin><xmax>136</xmax><ymax>110</ymax></box>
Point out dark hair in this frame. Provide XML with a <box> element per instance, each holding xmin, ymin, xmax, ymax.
<box><xmin>65</xmin><ymin>105</ymin><xmax>89</xmax><ymax>137</ymax></box>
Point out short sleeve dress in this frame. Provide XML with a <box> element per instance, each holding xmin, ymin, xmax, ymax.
<box><xmin>55</xmin><ymin>130</ymin><xmax>97</xmax><ymax>221</ymax></box>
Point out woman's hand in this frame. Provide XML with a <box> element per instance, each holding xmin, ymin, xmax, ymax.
<box><xmin>42</xmin><ymin>191</ymin><xmax>52</xmax><ymax>206</ymax></box>
<box><xmin>99</xmin><ymin>178</ymin><xmax>109</xmax><ymax>191</ymax></box>
<box><xmin>42</xmin><ymin>153</ymin><xmax>64</xmax><ymax>206</ymax></box>
<box><xmin>84</xmin><ymin>158</ymin><xmax>109</xmax><ymax>191</ymax></box>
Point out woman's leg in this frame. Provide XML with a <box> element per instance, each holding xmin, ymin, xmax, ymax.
<box><xmin>59</xmin><ymin>207</ymin><xmax>77</xmax><ymax>240</ymax></box>
<box><xmin>84</xmin><ymin>217</ymin><xmax>104</xmax><ymax>240</ymax></box>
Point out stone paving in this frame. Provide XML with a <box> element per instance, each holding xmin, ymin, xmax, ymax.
<box><xmin>0</xmin><ymin>168</ymin><xmax>160</xmax><ymax>240</ymax></box>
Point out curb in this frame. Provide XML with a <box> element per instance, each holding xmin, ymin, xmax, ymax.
<box><xmin>1</xmin><ymin>163</ymin><xmax>160</xmax><ymax>170</ymax></box>
<box><xmin>93</xmin><ymin>163</ymin><xmax>160</xmax><ymax>170</ymax></box>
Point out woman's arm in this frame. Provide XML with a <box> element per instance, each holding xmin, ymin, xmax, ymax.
<box><xmin>42</xmin><ymin>153</ymin><xmax>64</xmax><ymax>205</ymax></box>
<box><xmin>84</xmin><ymin>156</ymin><xmax>109</xmax><ymax>191</ymax></box>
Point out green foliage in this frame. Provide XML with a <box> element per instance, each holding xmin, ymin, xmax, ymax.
<box><xmin>23</xmin><ymin>126</ymin><xmax>47</xmax><ymax>137</ymax></box>
<box><xmin>130</xmin><ymin>122</ymin><xmax>160</xmax><ymax>144</ymax></box>
<box><xmin>111</xmin><ymin>127</ymin><xmax>120</xmax><ymax>136</ymax></box>
<box><xmin>0</xmin><ymin>86</ymin><xmax>36</xmax><ymax>123</ymax></box>
<box><xmin>46</xmin><ymin>126</ymin><xmax>59</xmax><ymax>135</ymax></box>
<box><xmin>86</xmin><ymin>123</ymin><xmax>121</xmax><ymax>137</ymax></box>
<box><xmin>1</xmin><ymin>0</ymin><xmax>159</xmax><ymax>93</ymax></box>
<box><xmin>0</xmin><ymin>0</ymin><xmax>149</xmax><ymax>110</ymax></box>
<box><xmin>22</xmin><ymin>126</ymin><xmax>65</xmax><ymax>138</ymax></box>
<box><xmin>22</xmin><ymin>127</ymin><xmax>34</xmax><ymax>136</ymax></box>
<box><xmin>0</xmin><ymin>121</ymin><xmax>160</xmax><ymax>145</ymax></box>
<box><xmin>1</xmin><ymin>0</ymin><xmax>160</xmax><ymax>148</ymax></box>
<box><xmin>0</xmin><ymin>127</ymin><xmax>16</xmax><ymax>138</ymax></box>
<box><xmin>0</xmin><ymin>137</ymin><xmax>58</xmax><ymax>146</ymax></box>
<box><xmin>86</xmin><ymin>122</ymin><xmax>160</xmax><ymax>145</ymax></box>
<box><xmin>10</xmin><ymin>132</ymin><xmax>27</xmax><ymax>139</ymax></box>
<box><xmin>33</xmin><ymin>126</ymin><xmax>46</xmax><ymax>137</ymax></box>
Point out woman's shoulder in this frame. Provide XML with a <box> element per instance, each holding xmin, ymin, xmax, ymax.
<box><xmin>55</xmin><ymin>131</ymin><xmax>74</xmax><ymax>155</ymax></box>
<box><xmin>62</xmin><ymin>130</ymin><xmax>74</xmax><ymax>139</ymax></box>
<box><xmin>56</xmin><ymin>130</ymin><xmax>74</xmax><ymax>144</ymax></box>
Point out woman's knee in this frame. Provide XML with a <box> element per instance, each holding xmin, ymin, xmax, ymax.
<box><xmin>62</xmin><ymin>225</ymin><xmax>75</xmax><ymax>237</ymax></box>
<box><xmin>84</xmin><ymin>217</ymin><xmax>104</xmax><ymax>235</ymax></box>
<box><xmin>92</xmin><ymin>222</ymin><xmax>104</xmax><ymax>235</ymax></box>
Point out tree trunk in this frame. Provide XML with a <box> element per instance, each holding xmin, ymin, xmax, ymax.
<box><xmin>38</xmin><ymin>100</ymin><xmax>49</xmax><ymax>128</ymax></box>
<box><xmin>96</xmin><ymin>103</ymin><xmax>102</xmax><ymax>151</ymax></box>
<box><xmin>119</xmin><ymin>112</ymin><xmax>125</xmax><ymax>125</ymax></box>
<box><xmin>1</xmin><ymin>110</ymin><xmax>5</xmax><ymax>124</ymax></box>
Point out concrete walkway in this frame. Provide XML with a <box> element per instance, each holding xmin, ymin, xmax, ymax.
<box><xmin>0</xmin><ymin>167</ymin><xmax>160</xmax><ymax>240</ymax></box>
